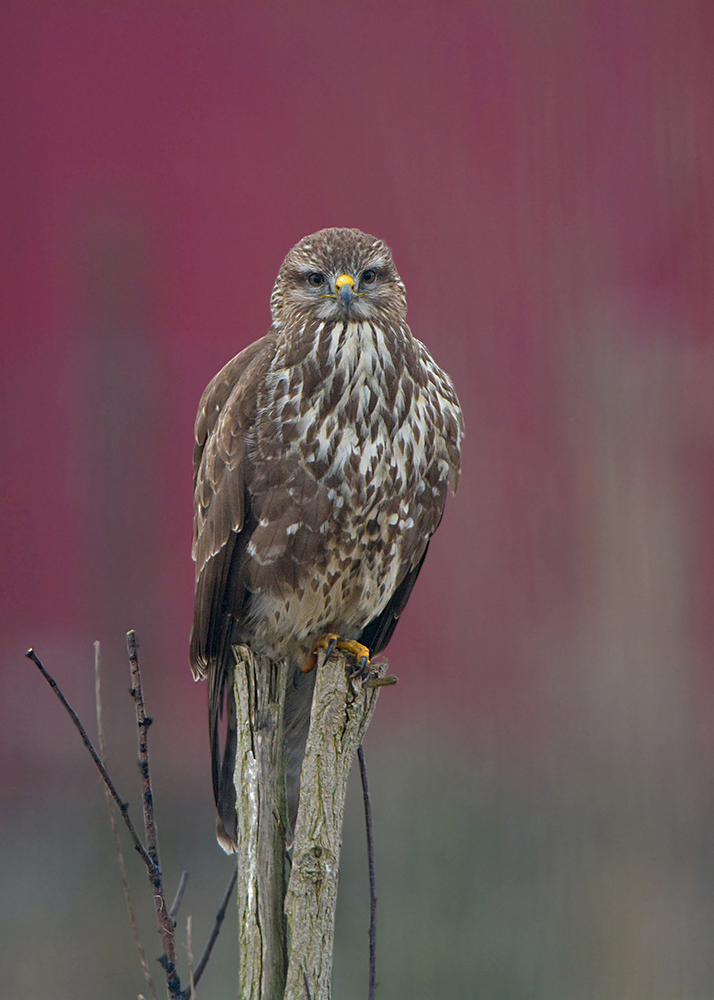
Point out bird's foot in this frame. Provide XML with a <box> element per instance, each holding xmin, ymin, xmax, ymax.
<box><xmin>302</xmin><ymin>633</ymin><xmax>371</xmax><ymax>676</ymax></box>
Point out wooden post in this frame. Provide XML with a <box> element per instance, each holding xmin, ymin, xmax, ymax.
<box><xmin>284</xmin><ymin>652</ymin><xmax>385</xmax><ymax>1000</ymax></box>
<box><xmin>233</xmin><ymin>646</ymin><xmax>289</xmax><ymax>1000</ymax></box>
<box><xmin>232</xmin><ymin>644</ymin><xmax>387</xmax><ymax>1000</ymax></box>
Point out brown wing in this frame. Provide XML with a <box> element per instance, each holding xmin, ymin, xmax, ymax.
<box><xmin>190</xmin><ymin>333</ymin><xmax>277</xmax><ymax>846</ymax></box>
<box><xmin>190</xmin><ymin>332</ymin><xmax>276</xmax><ymax>678</ymax></box>
<box><xmin>359</xmin><ymin>543</ymin><xmax>430</xmax><ymax>654</ymax></box>
<box><xmin>358</xmin><ymin>463</ymin><xmax>449</xmax><ymax>656</ymax></box>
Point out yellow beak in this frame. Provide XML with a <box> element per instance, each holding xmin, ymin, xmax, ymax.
<box><xmin>335</xmin><ymin>273</ymin><xmax>356</xmax><ymax>308</ymax></box>
<box><xmin>335</xmin><ymin>274</ymin><xmax>355</xmax><ymax>292</ymax></box>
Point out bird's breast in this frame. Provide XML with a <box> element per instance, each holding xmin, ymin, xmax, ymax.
<box><xmin>243</xmin><ymin>321</ymin><xmax>452</xmax><ymax>648</ymax></box>
<box><xmin>301</xmin><ymin>321</ymin><xmax>425</xmax><ymax>484</ymax></box>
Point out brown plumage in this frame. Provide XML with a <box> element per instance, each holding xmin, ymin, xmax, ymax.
<box><xmin>190</xmin><ymin>228</ymin><xmax>463</xmax><ymax>850</ymax></box>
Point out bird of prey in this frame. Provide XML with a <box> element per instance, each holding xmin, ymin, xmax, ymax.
<box><xmin>190</xmin><ymin>228</ymin><xmax>463</xmax><ymax>851</ymax></box>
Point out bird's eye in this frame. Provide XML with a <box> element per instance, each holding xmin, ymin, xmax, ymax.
<box><xmin>306</xmin><ymin>272</ymin><xmax>324</xmax><ymax>287</ymax></box>
<box><xmin>361</xmin><ymin>269</ymin><xmax>377</xmax><ymax>285</ymax></box>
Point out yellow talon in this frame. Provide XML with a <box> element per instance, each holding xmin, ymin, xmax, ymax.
<box><xmin>301</xmin><ymin>633</ymin><xmax>338</xmax><ymax>673</ymax></box>
<box><xmin>304</xmin><ymin>633</ymin><xmax>371</xmax><ymax>673</ymax></box>
<box><xmin>332</xmin><ymin>639</ymin><xmax>370</xmax><ymax>662</ymax></box>
<box><xmin>314</xmin><ymin>632</ymin><xmax>339</xmax><ymax>653</ymax></box>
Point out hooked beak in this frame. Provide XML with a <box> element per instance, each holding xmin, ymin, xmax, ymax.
<box><xmin>335</xmin><ymin>273</ymin><xmax>355</xmax><ymax>308</ymax></box>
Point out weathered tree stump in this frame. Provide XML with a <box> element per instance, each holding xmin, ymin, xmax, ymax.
<box><xmin>232</xmin><ymin>644</ymin><xmax>386</xmax><ymax>999</ymax></box>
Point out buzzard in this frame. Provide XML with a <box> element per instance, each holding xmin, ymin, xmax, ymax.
<box><xmin>191</xmin><ymin>228</ymin><xmax>463</xmax><ymax>851</ymax></box>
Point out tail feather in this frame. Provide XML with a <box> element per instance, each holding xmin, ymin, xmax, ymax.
<box><xmin>209</xmin><ymin>658</ymin><xmax>239</xmax><ymax>852</ymax></box>
<box><xmin>209</xmin><ymin>655</ymin><xmax>316</xmax><ymax>853</ymax></box>
<box><xmin>283</xmin><ymin>666</ymin><xmax>316</xmax><ymax>842</ymax></box>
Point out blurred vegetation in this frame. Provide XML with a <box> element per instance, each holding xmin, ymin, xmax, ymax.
<box><xmin>5</xmin><ymin>720</ymin><xmax>714</xmax><ymax>999</ymax></box>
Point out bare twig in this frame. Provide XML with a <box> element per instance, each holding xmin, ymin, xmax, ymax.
<box><xmin>125</xmin><ymin>630</ymin><xmax>182</xmax><ymax>998</ymax></box>
<box><xmin>95</xmin><ymin>641</ymin><xmax>159</xmax><ymax>1000</ymax></box>
<box><xmin>30</xmin><ymin>640</ymin><xmax>235</xmax><ymax>999</ymax></box>
<box><xmin>357</xmin><ymin>744</ymin><xmax>377</xmax><ymax>1000</ymax></box>
<box><xmin>184</xmin><ymin>864</ymin><xmax>238</xmax><ymax>999</ymax></box>
<box><xmin>169</xmin><ymin>872</ymin><xmax>190</xmax><ymax>923</ymax></box>
<box><xmin>187</xmin><ymin>916</ymin><xmax>196</xmax><ymax>1000</ymax></box>
<box><xmin>25</xmin><ymin>647</ymin><xmax>155</xmax><ymax>873</ymax></box>
<box><xmin>362</xmin><ymin>675</ymin><xmax>398</xmax><ymax>688</ymax></box>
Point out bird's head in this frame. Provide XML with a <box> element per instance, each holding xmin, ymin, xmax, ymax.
<box><xmin>270</xmin><ymin>228</ymin><xmax>407</xmax><ymax>329</ymax></box>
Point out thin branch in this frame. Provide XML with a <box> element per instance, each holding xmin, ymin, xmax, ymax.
<box><xmin>30</xmin><ymin>640</ymin><xmax>236</xmax><ymax>998</ymax></box>
<box><xmin>183</xmin><ymin>863</ymin><xmax>237</xmax><ymax>1000</ymax></box>
<box><xmin>169</xmin><ymin>872</ymin><xmax>190</xmax><ymax>923</ymax></box>
<box><xmin>25</xmin><ymin>647</ymin><xmax>155</xmax><ymax>874</ymax></box>
<box><xmin>125</xmin><ymin>630</ymin><xmax>182</xmax><ymax>998</ymax></box>
<box><xmin>362</xmin><ymin>675</ymin><xmax>398</xmax><ymax>689</ymax></box>
<box><xmin>95</xmin><ymin>641</ymin><xmax>159</xmax><ymax>1000</ymax></box>
<box><xmin>357</xmin><ymin>744</ymin><xmax>377</xmax><ymax>1000</ymax></box>
<box><xmin>187</xmin><ymin>916</ymin><xmax>196</xmax><ymax>1000</ymax></box>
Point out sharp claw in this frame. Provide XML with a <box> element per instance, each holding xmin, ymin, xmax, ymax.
<box><xmin>323</xmin><ymin>636</ymin><xmax>337</xmax><ymax>664</ymax></box>
<box><xmin>312</xmin><ymin>634</ymin><xmax>371</xmax><ymax>674</ymax></box>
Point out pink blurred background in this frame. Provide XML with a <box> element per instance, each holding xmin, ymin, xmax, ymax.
<box><xmin>3</xmin><ymin>3</ymin><xmax>714</xmax><ymax>997</ymax></box>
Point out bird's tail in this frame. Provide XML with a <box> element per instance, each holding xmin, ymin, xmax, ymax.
<box><xmin>208</xmin><ymin>657</ymin><xmax>239</xmax><ymax>853</ymax></box>
<box><xmin>210</xmin><ymin>657</ymin><xmax>317</xmax><ymax>853</ymax></box>
<box><xmin>283</xmin><ymin>666</ymin><xmax>316</xmax><ymax>842</ymax></box>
